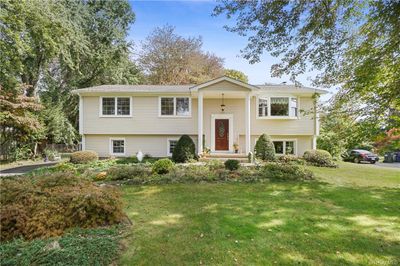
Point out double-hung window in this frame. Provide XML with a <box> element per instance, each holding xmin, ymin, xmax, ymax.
<box><xmin>110</xmin><ymin>139</ymin><xmax>125</xmax><ymax>155</ymax></box>
<box><xmin>101</xmin><ymin>97</ymin><xmax>131</xmax><ymax>116</ymax></box>
<box><xmin>257</xmin><ymin>96</ymin><xmax>298</xmax><ymax>118</ymax></box>
<box><xmin>167</xmin><ymin>139</ymin><xmax>178</xmax><ymax>156</ymax></box>
<box><xmin>272</xmin><ymin>140</ymin><xmax>296</xmax><ymax>155</ymax></box>
<box><xmin>160</xmin><ymin>97</ymin><xmax>191</xmax><ymax>117</ymax></box>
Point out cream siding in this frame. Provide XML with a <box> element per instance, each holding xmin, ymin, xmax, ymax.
<box><xmin>85</xmin><ymin>134</ymin><xmax>198</xmax><ymax>157</ymax></box>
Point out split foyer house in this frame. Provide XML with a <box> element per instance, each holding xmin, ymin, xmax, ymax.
<box><xmin>73</xmin><ymin>76</ymin><xmax>326</xmax><ymax>158</ymax></box>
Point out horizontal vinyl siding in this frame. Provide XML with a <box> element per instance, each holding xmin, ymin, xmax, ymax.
<box><xmin>83</xmin><ymin>96</ymin><xmax>198</xmax><ymax>135</ymax></box>
<box><xmin>84</xmin><ymin>134</ymin><xmax>198</xmax><ymax>157</ymax></box>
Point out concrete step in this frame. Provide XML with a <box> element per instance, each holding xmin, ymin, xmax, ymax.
<box><xmin>200</xmin><ymin>153</ymin><xmax>249</xmax><ymax>162</ymax></box>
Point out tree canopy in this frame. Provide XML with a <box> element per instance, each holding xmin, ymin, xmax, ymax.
<box><xmin>224</xmin><ymin>69</ymin><xmax>248</xmax><ymax>83</ymax></box>
<box><xmin>139</xmin><ymin>25</ymin><xmax>225</xmax><ymax>85</ymax></box>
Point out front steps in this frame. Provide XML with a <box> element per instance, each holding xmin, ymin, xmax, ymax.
<box><xmin>200</xmin><ymin>153</ymin><xmax>249</xmax><ymax>162</ymax></box>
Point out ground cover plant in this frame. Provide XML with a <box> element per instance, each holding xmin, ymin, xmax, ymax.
<box><xmin>0</xmin><ymin>227</ymin><xmax>121</xmax><ymax>266</ymax></box>
<box><xmin>0</xmin><ymin>172</ymin><xmax>125</xmax><ymax>241</ymax></box>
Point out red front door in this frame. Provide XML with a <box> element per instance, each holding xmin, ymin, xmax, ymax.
<box><xmin>215</xmin><ymin>119</ymin><xmax>229</xmax><ymax>150</ymax></box>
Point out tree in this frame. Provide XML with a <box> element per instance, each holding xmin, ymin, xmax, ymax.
<box><xmin>172</xmin><ymin>135</ymin><xmax>197</xmax><ymax>163</ymax></box>
<box><xmin>139</xmin><ymin>25</ymin><xmax>224</xmax><ymax>84</ymax></box>
<box><xmin>224</xmin><ymin>69</ymin><xmax>248</xmax><ymax>83</ymax></box>
<box><xmin>214</xmin><ymin>1</ymin><xmax>400</xmax><ymax>133</ymax></box>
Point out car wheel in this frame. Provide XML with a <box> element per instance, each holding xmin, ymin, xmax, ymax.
<box><xmin>354</xmin><ymin>158</ymin><xmax>360</xmax><ymax>163</ymax></box>
<box><xmin>370</xmin><ymin>161</ymin><xmax>376</xmax><ymax>164</ymax></box>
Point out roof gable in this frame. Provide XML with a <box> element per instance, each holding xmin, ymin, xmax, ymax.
<box><xmin>190</xmin><ymin>76</ymin><xmax>259</xmax><ymax>91</ymax></box>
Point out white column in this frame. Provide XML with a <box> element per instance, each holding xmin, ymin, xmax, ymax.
<box><xmin>198</xmin><ymin>92</ymin><xmax>203</xmax><ymax>155</ymax></box>
<box><xmin>245</xmin><ymin>93</ymin><xmax>251</xmax><ymax>154</ymax></box>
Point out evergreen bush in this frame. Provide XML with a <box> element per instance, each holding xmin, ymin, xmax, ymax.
<box><xmin>254</xmin><ymin>134</ymin><xmax>275</xmax><ymax>161</ymax></box>
<box><xmin>172</xmin><ymin>135</ymin><xmax>197</xmax><ymax>163</ymax></box>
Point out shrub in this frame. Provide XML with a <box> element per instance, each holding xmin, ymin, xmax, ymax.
<box><xmin>51</xmin><ymin>162</ymin><xmax>77</xmax><ymax>173</ymax></box>
<box><xmin>44</xmin><ymin>148</ymin><xmax>60</xmax><ymax>161</ymax></box>
<box><xmin>107</xmin><ymin>164</ymin><xmax>152</xmax><ymax>180</ymax></box>
<box><xmin>70</xmin><ymin>150</ymin><xmax>98</xmax><ymax>164</ymax></box>
<box><xmin>278</xmin><ymin>154</ymin><xmax>305</xmax><ymax>165</ymax></box>
<box><xmin>303</xmin><ymin>149</ymin><xmax>337</xmax><ymax>168</ymax></box>
<box><xmin>254</xmin><ymin>134</ymin><xmax>275</xmax><ymax>161</ymax></box>
<box><xmin>206</xmin><ymin>159</ymin><xmax>224</xmax><ymax>170</ymax></box>
<box><xmin>172</xmin><ymin>135</ymin><xmax>197</xmax><ymax>163</ymax></box>
<box><xmin>224</xmin><ymin>159</ymin><xmax>240</xmax><ymax>171</ymax></box>
<box><xmin>0</xmin><ymin>172</ymin><xmax>124</xmax><ymax>241</ymax></box>
<box><xmin>152</xmin><ymin>158</ymin><xmax>174</xmax><ymax>174</ymax></box>
<box><xmin>262</xmin><ymin>163</ymin><xmax>314</xmax><ymax>181</ymax></box>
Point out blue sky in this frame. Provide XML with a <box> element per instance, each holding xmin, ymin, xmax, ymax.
<box><xmin>128</xmin><ymin>0</ymin><xmax>334</xmax><ymax>100</ymax></box>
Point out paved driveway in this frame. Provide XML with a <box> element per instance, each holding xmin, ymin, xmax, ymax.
<box><xmin>0</xmin><ymin>162</ymin><xmax>57</xmax><ymax>176</ymax></box>
<box><xmin>374</xmin><ymin>162</ymin><xmax>400</xmax><ymax>169</ymax></box>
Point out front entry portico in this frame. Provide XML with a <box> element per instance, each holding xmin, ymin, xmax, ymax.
<box><xmin>191</xmin><ymin>76</ymin><xmax>256</xmax><ymax>155</ymax></box>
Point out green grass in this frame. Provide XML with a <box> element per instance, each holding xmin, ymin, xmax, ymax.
<box><xmin>120</xmin><ymin>164</ymin><xmax>400</xmax><ymax>265</ymax></box>
<box><xmin>308</xmin><ymin>161</ymin><xmax>400</xmax><ymax>188</ymax></box>
<box><xmin>0</xmin><ymin>227</ymin><xmax>122</xmax><ymax>266</ymax></box>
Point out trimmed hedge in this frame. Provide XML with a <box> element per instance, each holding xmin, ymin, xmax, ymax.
<box><xmin>172</xmin><ymin>135</ymin><xmax>197</xmax><ymax>163</ymax></box>
<box><xmin>0</xmin><ymin>172</ymin><xmax>124</xmax><ymax>241</ymax></box>
<box><xmin>262</xmin><ymin>163</ymin><xmax>314</xmax><ymax>181</ymax></box>
<box><xmin>254</xmin><ymin>134</ymin><xmax>275</xmax><ymax>161</ymax></box>
<box><xmin>224</xmin><ymin>159</ymin><xmax>240</xmax><ymax>171</ymax></box>
<box><xmin>70</xmin><ymin>151</ymin><xmax>98</xmax><ymax>164</ymax></box>
<box><xmin>303</xmin><ymin>149</ymin><xmax>337</xmax><ymax>168</ymax></box>
<box><xmin>152</xmin><ymin>158</ymin><xmax>174</xmax><ymax>174</ymax></box>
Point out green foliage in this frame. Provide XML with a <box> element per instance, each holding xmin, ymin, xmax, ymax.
<box><xmin>224</xmin><ymin>159</ymin><xmax>240</xmax><ymax>171</ymax></box>
<box><xmin>139</xmin><ymin>25</ymin><xmax>224</xmax><ymax>84</ymax></box>
<box><xmin>0</xmin><ymin>227</ymin><xmax>121</xmax><ymax>266</ymax></box>
<box><xmin>254</xmin><ymin>134</ymin><xmax>275</xmax><ymax>161</ymax></box>
<box><xmin>224</xmin><ymin>69</ymin><xmax>248</xmax><ymax>83</ymax></box>
<box><xmin>262</xmin><ymin>163</ymin><xmax>314</xmax><ymax>181</ymax></box>
<box><xmin>107</xmin><ymin>164</ymin><xmax>152</xmax><ymax>181</ymax></box>
<box><xmin>172</xmin><ymin>135</ymin><xmax>197</xmax><ymax>163</ymax></box>
<box><xmin>303</xmin><ymin>150</ymin><xmax>337</xmax><ymax>168</ymax></box>
<box><xmin>44</xmin><ymin>148</ymin><xmax>59</xmax><ymax>161</ymax></box>
<box><xmin>0</xmin><ymin>172</ymin><xmax>124</xmax><ymax>241</ymax></box>
<box><xmin>152</xmin><ymin>158</ymin><xmax>174</xmax><ymax>174</ymax></box>
<box><xmin>70</xmin><ymin>151</ymin><xmax>98</xmax><ymax>164</ymax></box>
<box><xmin>278</xmin><ymin>154</ymin><xmax>305</xmax><ymax>165</ymax></box>
<box><xmin>206</xmin><ymin>159</ymin><xmax>224</xmax><ymax>170</ymax></box>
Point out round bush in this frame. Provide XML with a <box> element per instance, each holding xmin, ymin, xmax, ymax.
<box><xmin>172</xmin><ymin>135</ymin><xmax>197</xmax><ymax>163</ymax></box>
<box><xmin>152</xmin><ymin>158</ymin><xmax>174</xmax><ymax>174</ymax></box>
<box><xmin>70</xmin><ymin>150</ymin><xmax>98</xmax><ymax>164</ymax></box>
<box><xmin>303</xmin><ymin>149</ymin><xmax>337</xmax><ymax>168</ymax></box>
<box><xmin>224</xmin><ymin>159</ymin><xmax>240</xmax><ymax>171</ymax></box>
<box><xmin>254</xmin><ymin>134</ymin><xmax>275</xmax><ymax>161</ymax></box>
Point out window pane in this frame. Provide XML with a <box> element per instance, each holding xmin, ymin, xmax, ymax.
<box><xmin>270</xmin><ymin>97</ymin><xmax>289</xmax><ymax>116</ymax></box>
<box><xmin>102</xmin><ymin>98</ymin><xmax>115</xmax><ymax>115</ymax></box>
<box><xmin>258</xmin><ymin>98</ymin><xmax>268</xmax><ymax>117</ymax></box>
<box><xmin>291</xmin><ymin>98</ymin><xmax>298</xmax><ymax>117</ymax></box>
<box><xmin>112</xmin><ymin>140</ymin><xmax>124</xmax><ymax>154</ymax></box>
<box><xmin>176</xmin><ymin>97</ymin><xmax>190</xmax><ymax>116</ymax></box>
<box><xmin>117</xmin><ymin>98</ymin><xmax>130</xmax><ymax>115</ymax></box>
<box><xmin>273</xmin><ymin>141</ymin><xmax>284</xmax><ymax>154</ymax></box>
<box><xmin>161</xmin><ymin>98</ymin><xmax>174</xmax><ymax>115</ymax></box>
<box><xmin>169</xmin><ymin>140</ymin><xmax>178</xmax><ymax>154</ymax></box>
<box><xmin>285</xmin><ymin>141</ymin><xmax>295</xmax><ymax>154</ymax></box>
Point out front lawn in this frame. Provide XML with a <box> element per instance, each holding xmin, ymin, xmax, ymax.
<box><xmin>120</xmin><ymin>164</ymin><xmax>400</xmax><ymax>265</ymax></box>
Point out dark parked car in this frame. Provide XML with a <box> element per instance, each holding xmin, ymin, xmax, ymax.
<box><xmin>342</xmin><ymin>149</ymin><xmax>379</xmax><ymax>164</ymax></box>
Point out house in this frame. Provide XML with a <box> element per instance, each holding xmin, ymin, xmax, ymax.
<box><xmin>72</xmin><ymin>76</ymin><xmax>327</xmax><ymax>158</ymax></box>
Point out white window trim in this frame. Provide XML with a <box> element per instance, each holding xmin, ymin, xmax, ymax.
<box><xmin>272</xmin><ymin>139</ymin><xmax>298</xmax><ymax>156</ymax></box>
<box><xmin>166</xmin><ymin>138</ymin><xmax>179</xmax><ymax>156</ymax></box>
<box><xmin>109</xmin><ymin>138</ymin><xmax>126</xmax><ymax>156</ymax></box>
<box><xmin>99</xmin><ymin>96</ymin><xmax>133</xmax><ymax>117</ymax></box>
<box><xmin>256</xmin><ymin>96</ymin><xmax>299</xmax><ymax>119</ymax></box>
<box><xmin>158</xmin><ymin>96</ymin><xmax>192</xmax><ymax>118</ymax></box>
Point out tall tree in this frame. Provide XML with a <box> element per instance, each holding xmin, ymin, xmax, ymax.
<box><xmin>214</xmin><ymin>0</ymin><xmax>400</xmax><ymax>132</ymax></box>
<box><xmin>139</xmin><ymin>25</ymin><xmax>224</xmax><ymax>84</ymax></box>
<box><xmin>224</xmin><ymin>69</ymin><xmax>248</xmax><ymax>83</ymax></box>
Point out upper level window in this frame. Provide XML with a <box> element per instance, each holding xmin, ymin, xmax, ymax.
<box><xmin>160</xmin><ymin>97</ymin><xmax>191</xmax><ymax>117</ymax></box>
<box><xmin>271</xmin><ymin>97</ymin><xmax>289</xmax><ymax>116</ymax></box>
<box><xmin>101</xmin><ymin>97</ymin><xmax>131</xmax><ymax>116</ymax></box>
<box><xmin>258</xmin><ymin>98</ymin><xmax>268</xmax><ymax>117</ymax></box>
<box><xmin>257</xmin><ymin>96</ymin><xmax>299</xmax><ymax>118</ymax></box>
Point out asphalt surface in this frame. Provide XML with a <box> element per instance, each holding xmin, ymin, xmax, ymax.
<box><xmin>0</xmin><ymin>162</ymin><xmax>57</xmax><ymax>176</ymax></box>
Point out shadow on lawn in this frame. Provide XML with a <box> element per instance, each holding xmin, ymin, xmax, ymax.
<box><xmin>122</xmin><ymin>182</ymin><xmax>400</xmax><ymax>265</ymax></box>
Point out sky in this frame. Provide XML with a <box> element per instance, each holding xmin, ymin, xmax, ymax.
<box><xmin>128</xmin><ymin>0</ymin><xmax>335</xmax><ymax>101</ymax></box>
